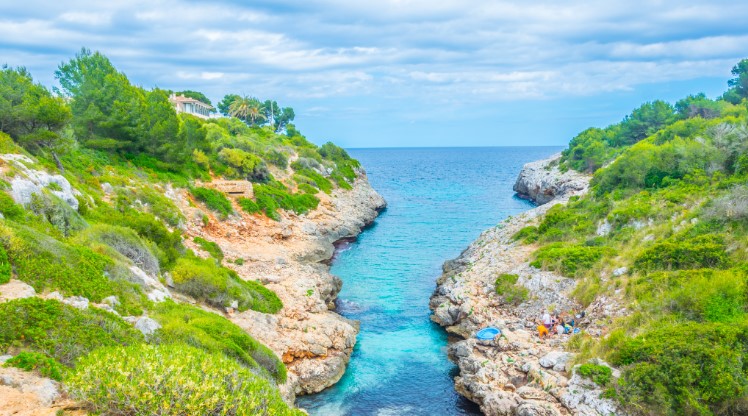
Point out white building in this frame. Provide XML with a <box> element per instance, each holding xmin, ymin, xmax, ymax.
<box><xmin>169</xmin><ymin>94</ymin><xmax>214</xmax><ymax>119</ymax></box>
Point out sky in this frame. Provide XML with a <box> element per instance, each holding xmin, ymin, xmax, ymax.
<box><xmin>2</xmin><ymin>1</ymin><xmax>748</xmax><ymax>148</ymax></box>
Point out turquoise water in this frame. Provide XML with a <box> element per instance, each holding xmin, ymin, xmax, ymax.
<box><xmin>296</xmin><ymin>147</ymin><xmax>562</xmax><ymax>416</ymax></box>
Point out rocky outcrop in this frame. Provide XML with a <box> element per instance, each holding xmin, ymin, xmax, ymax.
<box><xmin>431</xmin><ymin>160</ymin><xmax>626</xmax><ymax>415</ymax></box>
<box><xmin>0</xmin><ymin>154</ymin><xmax>80</xmax><ymax>210</ymax></box>
<box><xmin>172</xmin><ymin>175</ymin><xmax>385</xmax><ymax>403</ymax></box>
<box><xmin>513</xmin><ymin>153</ymin><xmax>588</xmax><ymax>205</ymax></box>
<box><xmin>0</xmin><ymin>366</ymin><xmax>84</xmax><ymax>415</ymax></box>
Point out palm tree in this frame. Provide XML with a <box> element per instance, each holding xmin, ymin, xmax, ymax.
<box><xmin>229</xmin><ymin>96</ymin><xmax>266</xmax><ymax>125</ymax></box>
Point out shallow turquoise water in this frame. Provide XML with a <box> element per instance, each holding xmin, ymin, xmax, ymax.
<box><xmin>296</xmin><ymin>147</ymin><xmax>562</xmax><ymax>416</ymax></box>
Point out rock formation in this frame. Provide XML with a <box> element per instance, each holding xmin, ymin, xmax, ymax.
<box><xmin>431</xmin><ymin>156</ymin><xmax>626</xmax><ymax>415</ymax></box>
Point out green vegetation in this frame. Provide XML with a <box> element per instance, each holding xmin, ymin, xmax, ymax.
<box><xmin>576</xmin><ymin>363</ymin><xmax>612</xmax><ymax>387</ymax></box>
<box><xmin>194</xmin><ymin>236</ymin><xmax>223</xmax><ymax>261</ymax></box>
<box><xmin>190</xmin><ymin>187</ymin><xmax>233</xmax><ymax>219</ymax></box>
<box><xmin>513</xmin><ymin>58</ymin><xmax>748</xmax><ymax>414</ymax></box>
<box><xmin>151</xmin><ymin>301</ymin><xmax>286</xmax><ymax>382</ymax></box>
<box><xmin>3</xmin><ymin>351</ymin><xmax>65</xmax><ymax>381</ymax></box>
<box><xmin>0</xmin><ymin>298</ymin><xmax>143</xmax><ymax>366</ymax></box>
<box><xmin>494</xmin><ymin>273</ymin><xmax>529</xmax><ymax>305</ymax></box>
<box><xmin>170</xmin><ymin>255</ymin><xmax>282</xmax><ymax>313</ymax></box>
<box><xmin>250</xmin><ymin>181</ymin><xmax>320</xmax><ymax>220</ymax></box>
<box><xmin>67</xmin><ymin>344</ymin><xmax>302</xmax><ymax>416</ymax></box>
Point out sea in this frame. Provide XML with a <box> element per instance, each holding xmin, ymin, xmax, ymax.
<box><xmin>296</xmin><ymin>146</ymin><xmax>563</xmax><ymax>416</ymax></box>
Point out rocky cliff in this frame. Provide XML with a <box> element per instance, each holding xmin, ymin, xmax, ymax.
<box><xmin>430</xmin><ymin>156</ymin><xmax>625</xmax><ymax>415</ymax></box>
<box><xmin>512</xmin><ymin>154</ymin><xmax>588</xmax><ymax>205</ymax></box>
<box><xmin>175</xmin><ymin>176</ymin><xmax>385</xmax><ymax>402</ymax></box>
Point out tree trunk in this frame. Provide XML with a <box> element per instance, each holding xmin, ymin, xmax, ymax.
<box><xmin>52</xmin><ymin>151</ymin><xmax>64</xmax><ymax>174</ymax></box>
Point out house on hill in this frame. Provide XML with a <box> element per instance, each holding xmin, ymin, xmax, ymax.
<box><xmin>169</xmin><ymin>93</ymin><xmax>214</xmax><ymax>119</ymax></box>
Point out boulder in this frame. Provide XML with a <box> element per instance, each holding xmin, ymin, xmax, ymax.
<box><xmin>134</xmin><ymin>317</ymin><xmax>161</xmax><ymax>336</ymax></box>
<box><xmin>1</xmin><ymin>154</ymin><xmax>79</xmax><ymax>210</ymax></box>
<box><xmin>539</xmin><ymin>351</ymin><xmax>573</xmax><ymax>372</ymax></box>
<box><xmin>512</xmin><ymin>153</ymin><xmax>589</xmax><ymax>205</ymax></box>
<box><xmin>63</xmin><ymin>296</ymin><xmax>89</xmax><ymax>310</ymax></box>
<box><xmin>0</xmin><ymin>280</ymin><xmax>36</xmax><ymax>302</ymax></box>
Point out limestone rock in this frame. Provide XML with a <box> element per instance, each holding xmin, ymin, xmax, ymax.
<box><xmin>1</xmin><ymin>154</ymin><xmax>79</xmax><ymax>210</ymax></box>
<box><xmin>134</xmin><ymin>316</ymin><xmax>161</xmax><ymax>336</ymax></box>
<box><xmin>0</xmin><ymin>367</ymin><xmax>61</xmax><ymax>406</ymax></box>
<box><xmin>512</xmin><ymin>153</ymin><xmax>589</xmax><ymax>205</ymax></box>
<box><xmin>63</xmin><ymin>296</ymin><xmax>89</xmax><ymax>310</ymax></box>
<box><xmin>539</xmin><ymin>351</ymin><xmax>573</xmax><ymax>372</ymax></box>
<box><xmin>0</xmin><ymin>279</ymin><xmax>36</xmax><ymax>302</ymax></box>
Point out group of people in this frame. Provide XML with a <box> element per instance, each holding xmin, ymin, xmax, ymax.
<box><xmin>536</xmin><ymin>310</ymin><xmax>585</xmax><ymax>338</ymax></box>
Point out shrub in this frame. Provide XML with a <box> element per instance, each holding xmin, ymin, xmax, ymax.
<box><xmin>75</xmin><ymin>224</ymin><xmax>160</xmax><ymax>276</ymax></box>
<box><xmin>494</xmin><ymin>273</ymin><xmax>529</xmax><ymax>304</ymax></box>
<box><xmin>252</xmin><ymin>182</ymin><xmax>320</xmax><ymax>221</ymax></box>
<box><xmin>3</xmin><ymin>351</ymin><xmax>65</xmax><ymax>381</ymax></box>
<box><xmin>0</xmin><ymin>191</ymin><xmax>24</xmax><ymax>219</ymax></box>
<box><xmin>190</xmin><ymin>187</ymin><xmax>233</xmax><ymax>219</ymax></box>
<box><xmin>27</xmin><ymin>191</ymin><xmax>87</xmax><ymax>236</ymax></box>
<box><xmin>218</xmin><ymin>147</ymin><xmax>271</xmax><ymax>182</ymax></box>
<box><xmin>0</xmin><ymin>244</ymin><xmax>10</xmax><ymax>284</ymax></box>
<box><xmin>530</xmin><ymin>243</ymin><xmax>614</xmax><ymax>276</ymax></box>
<box><xmin>194</xmin><ymin>236</ymin><xmax>223</xmax><ymax>261</ymax></box>
<box><xmin>151</xmin><ymin>301</ymin><xmax>285</xmax><ymax>382</ymax></box>
<box><xmin>512</xmin><ymin>225</ymin><xmax>539</xmax><ymax>243</ymax></box>
<box><xmin>635</xmin><ymin>235</ymin><xmax>728</xmax><ymax>271</ymax></box>
<box><xmin>237</xmin><ymin>197</ymin><xmax>261</xmax><ymax>214</ymax></box>
<box><xmin>577</xmin><ymin>363</ymin><xmax>612</xmax><ymax>386</ymax></box>
<box><xmin>67</xmin><ymin>344</ymin><xmax>302</xmax><ymax>416</ymax></box>
<box><xmin>3</xmin><ymin>225</ymin><xmax>113</xmax><ymax>301</ymax></box>
<box><xmin>170</xmin><ymin>256</ymin><xmax>282</xmax><ymax>313</ymax></box>
<box><xmin>610</xmin><ymin>322</ymin><xmax>748</xmax><ymax>415</ymax></box>
<box><xmin>0</xmin><ymin>298</ymin><xmax>142</xmax><ymax>366</ymax></box>
<box><xmin>293</xmin><ymin>168</ymin><xmax>333</xmax><ymax>194</ymax></box>
<box><xmin>666</xmin><ymin>269</ymin><xmax>746</xmax><ymax>323</ymax></box>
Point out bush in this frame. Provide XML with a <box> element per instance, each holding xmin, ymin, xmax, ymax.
<box><xmin>75</xmin><ymin>224</ymin><xmax>160</xmax><ymax>276</ymax></box>
<box><xmin>530</xmin><ymin>243</ymin><xmax>614</xmax><ymax>276</ymax></box>
<box><xmin>293</xmin><ymin>168</ymin><xmax>333</xmax><ymax>194</ymax></box>
<box><xmin>218</xmin><ymin>147</ymin><xmax>271</xmax><ymax>182</ymax></box>
<box><xmin>67</xmin><ymin>344</ymin><xmax>302</xmax><ymax>416</ymax></box>
<box><xmin>0</xmin><ymin>191</ymin><xmax>24</xmax><ymax>219</ymax></box>
<box><xmin>194</xmin><ymin>236</ymin><xmax>223</xmax><ymax>261</ymax></box>
<box><xmin>0</xmin><ymin>243</ymin><xmax>10</xmax><ymax>284</ymax></box>
<box><xmin>238</xmin><ymin>197</ymin><xmax>261</xmax><ymax>214</ymax></box>
<box><xmin>512</xmin><ymin>225</ymin><xmax>539</xmax><ymax>243</ymax></box>
<box><xmin>577</xmin><ymin>363</ymin><xmax>612</xmax><ymax>386</ymax></box>
<box><xmin>494</xmin><ymin>273</ymin><xmax>529</xmax><ymax>305</ymax></box>
<box><xmin>252</xmin><ymin>182</ymin><xmax>319</xmax><ymax>221</ymax></box>
<box><xmin>0</xmin><ymin>298</ymin><xmax>142</xmax><ymax>366</ymax></box>
<box><xmin>3</xmin><ymin>351</ymin><xmax>65</xmax><ymax>381</ymax></box>
<box><xmin>3</xmin><ymin>225</ymin><xmax>113</xmax><ymax>301</ymax></box>
<box><xmin>635</xmin><ymin>235</ymin><xmax>729</xmax><ymax>271</ymax></box>
<box><xmin>610</xmin><ymin>322</ymin><xmax>748</xmax><ymax>415</ymax></box>
<box><xmin>190</xmin><ymin>187</ymin><xmax>233</xmax><ymax>219</ymax></box>
<box><xmin>27</xmin><ymin>191</ymin><xmax>87</xmax><ymax>236</ymax></box>
<box><xmin>151</xmin><ymin>301</ymin><xmax>285</xmax><ymax>382</ymax></box>
<box><xmin>170</xmin><ymin>256</ymin><xmax>282</xmax><ymax>313</ymax></box>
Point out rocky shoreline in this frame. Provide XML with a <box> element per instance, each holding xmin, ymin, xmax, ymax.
<box><xmin>430</xmin><ymin>154</ymin><xmax>624</xmax><ymax>416</ymax></box>
<box><xmin>176</xmin><ymin>174</ymin><xmax>386</xmax><ymax>403</ymax></box>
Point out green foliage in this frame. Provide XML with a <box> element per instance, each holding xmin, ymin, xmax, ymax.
<box><xmin>0</xmin><ymin>298</ymin><xmax>142</xmax><ymax>366</ymax></box>
<box><xmin>74</xmin><ymin>223</ymin><xmax>160</xmax><ymax>276</ymax></box>
<box><xmin>2</xmin><ymin>224</ymin><xmax>113</xmax><ymax>301</ymax></box>
<box><xmin>175</xmin><ymin>90</ymin><xmax>212</xmax><ymax>106</ymax></box>
<box><xmin>27</xmin><ymin>191</ymin><xmax>87</xmax><ymax>236</ymax></box>
<box><xmin>237</xmin><ymin>197</ymin><xmax>261</xmax><ymax>214</ymax></box>
<box><xmin>530</xmin><ymin>243</ymin><xmax>613</xmax><ymax>276</ymax></box>
<box><xmin>67</xmin><ymin>344</ymin><xmax>301</xmax><ymax>416</ymax></box>
<box><xmin>252</xmin><ymin>181</ymin><xmax>320</xmax><ymax>220</ymax></box>
<box><xmin>293</xmin><ymin>167</ymin><xmax>333</xmax><ymax>194</ymax></box>
<box><xmin>609</xmin><ymin>322</ymin><xmax>748</xmax><ymax>416</ymax></box>
<box><xmin>0</xmin><ymin>190</ymin><xmax>24</xmax><ymax>220</ymax></box>
<box><xmin>512</xmin><ymin>225</ymin><xmax>539</xmax><ymax>243</ymax></box>
<box><xmin>577</xmin><ymin>363</ymin><xmax>612</xmax><ymax>387</ymax></box>
<box><xmin>494</xmin><ymin>273</ymin><xmax>529</xmax><ymax>304</ymax></box>
<box><xmin>193</xmin><ymin>236</ymin><xmax>223</xmax><ymax>261</ymax></box>
<box><xmin>190</xmin><ymin>186</ymin><xmax>233</xmax><ymax>219</ymax></box>
<box><xmin>0</xmin><ymin>243</ymin><xmax>10</xmax><ymax>284</ymax></box>
<box><xmin>170</xmin><ymin>255</ymin><xmax>282</xmax><ymax>313</ymax></box>
<box><xmin>151</xmin><ymin>301</ymin><xmax>286</xmax><ymax>382</ymax></box>
<box><xmin>635</xmin><ymin>235</ymin><xmax>728</xmax><ymax>271</ymax></box>
<box><xmin>218</xmin><ymin>147</ymin><xmax>271</xmax><ymax>182</ymax></box>
<box><xmin>666</xmin><ymin>269</ymin><xmax>747</xmax><ymax>323</ymax></box>
<box><xmin>725</xmin><ymin>59</ymin><xmax>748</xmax><ymax>104</ymax></box>
<box><xmin>3</xmin><ymin>351</ymin><xmax>65</xmax><ymax>381</ymax></box>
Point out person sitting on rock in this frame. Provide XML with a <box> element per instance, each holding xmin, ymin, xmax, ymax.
<box><xmin>537</xmin><ymin>323</ymin><xmax>549</xmax><ymax>339</ymax></box>
<box><xmin>542</xmin><ymin>311</ymin><xmax>553</xmax><ymax>329</ymax></box>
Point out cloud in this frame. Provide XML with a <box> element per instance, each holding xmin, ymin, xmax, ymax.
<box><xmin>0</xmin><ymin>0</ymin><xmax>746</xmax><ymax>123</ymax></box>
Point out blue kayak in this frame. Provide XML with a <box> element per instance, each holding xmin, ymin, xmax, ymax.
<box><xmin>476</xmin><ymin>327</ymin><xmax>501</xmax><ymax>340</ymax></box>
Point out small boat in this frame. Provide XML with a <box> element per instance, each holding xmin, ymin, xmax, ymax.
<box><xmin>476</xmin><ymin>327</ymin><xmax>501</xmax><ymax>341</ymax></box>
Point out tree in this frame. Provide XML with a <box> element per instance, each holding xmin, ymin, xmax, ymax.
<box><xmin>55</xmin><ymin>48</ymin><xmax>148</xmax><ymax>152</ymax></box>
<box><xmin>228</xmin><ymin>96</ymin><xmax>265</xmax><ymax>125</ymax></box>
<box><xmin>274</xmin><ymin>107</ymin><xmax>295</xmax><ymax>133</ymax></box>
<box><xmin>217</xmin><ymin>94</ymin><xmax>240</xmax><ymax>117</ymax></box>
<box><xmin>144</xmin><ymin>89</ymin><xmax>180</xmax><ymax>161</ymax></box>
<box><xmin>614</xmin><ymin>100</ymin><xmax>676</xmax><ymax>146</ymax></box>
<box><xmin>725</xmin><ymin>59</ymin><xmax>748</xmax><ymax>104</ymax></box>
<box><xmin>0</xmin><ymin>66</ymin><xmax>71</xmax><ymax>171</ymax></box>
<box><xmin>175</xmin><ymin>90</ymin><xmax>212</xmax><ymax>107</ymax></box>
<box><xmin>675</xmin><ymin>93</ymin><xmax>723</xmax><ymax>119</ymax></box>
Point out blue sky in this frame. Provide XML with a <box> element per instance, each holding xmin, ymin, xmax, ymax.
<box><xmin>1</xmin><ymin>1</ymin><xmax>747</xmax><ymax>148</ymax></box>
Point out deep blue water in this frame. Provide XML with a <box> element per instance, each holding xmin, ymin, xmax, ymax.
<box><xmin>296</xmin><ymin>147</ymin><xmax>562</xmax><ymax>416</ymax></box>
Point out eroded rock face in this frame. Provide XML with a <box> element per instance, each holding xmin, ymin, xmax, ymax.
<box><xmin>512</xmin><ymin>153</ymin><xmax>588</xmax><ymax>205</ymax></box>
<box><xmin>0</xmin><ymin>154</ymin><xmax>79</xmax><ymax>210</ymax></box>
<box><xmin>171</xmin><ymin>175</ymin><xmax>385</xmax><ymax>404</ymax></box>
<box><xmin>431</xmin><ymin>159</ymin><xmax>625</xmax><ymax>415</ymax></box>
